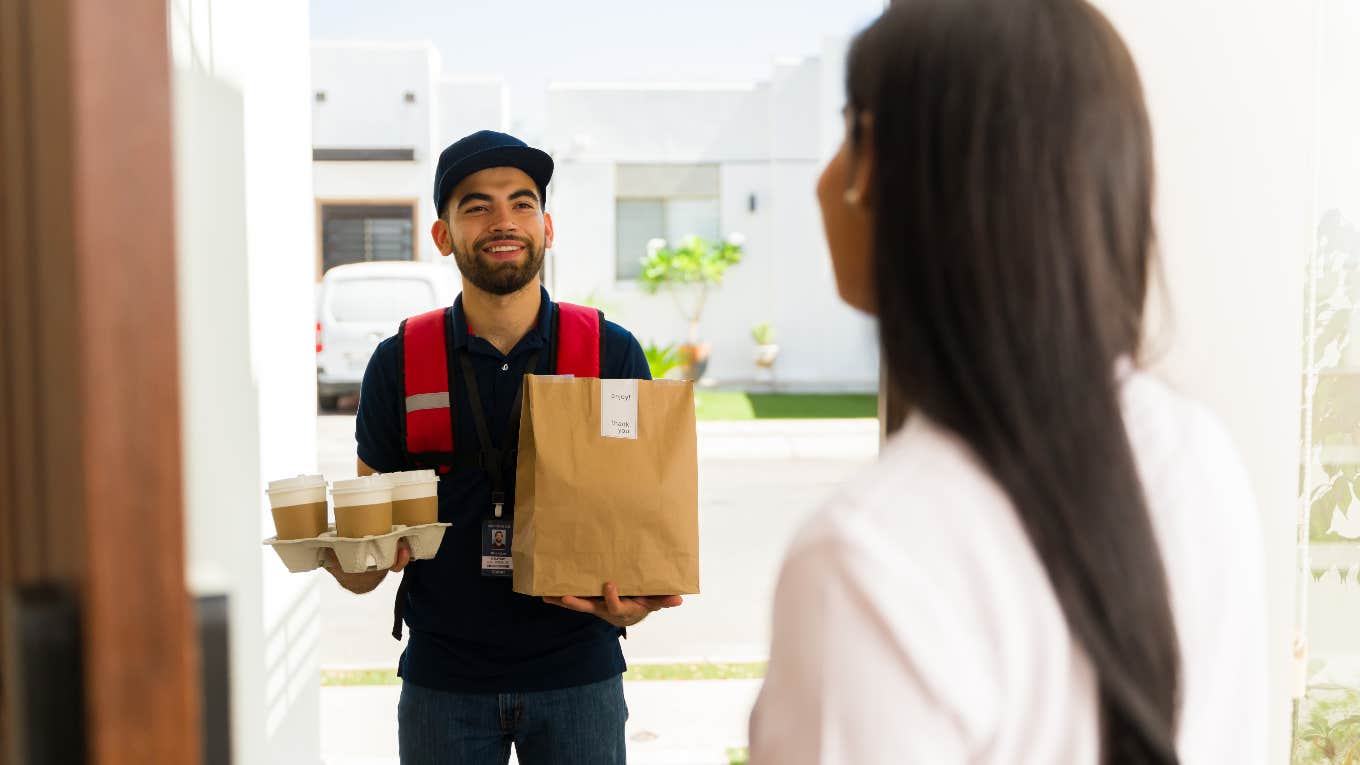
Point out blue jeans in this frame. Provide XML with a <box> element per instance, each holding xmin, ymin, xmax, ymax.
<box><xmin>397</xmin><ymin>674</ymin><xmax>628</xmax><ymax>765</ymax></box>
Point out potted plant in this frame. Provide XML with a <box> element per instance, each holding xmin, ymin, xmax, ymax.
<box><xmin>639</xmin><ymin>233</ymin><xmax>745</xmax><ymax>380</ymax></box>
<box><xmin>751</xmin><ymin>322</ymin><xmax>779</xmax><ymax>369</ymax></box>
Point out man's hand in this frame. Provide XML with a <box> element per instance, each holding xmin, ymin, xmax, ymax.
<box><xmin>543</xmin><ymin>582</ymin><xmax>683</xmax><ymax>628</ymax></box>
<box><xmin>322</xmin><ymin>539</ymin><xmax>411</xmax><ymax>595</ymax></box>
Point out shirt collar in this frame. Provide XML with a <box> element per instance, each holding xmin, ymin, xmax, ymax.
<box><xmin>449</xmin><ymin>284</ymin><xmax>554</xmax><ymax>353</ymax></box>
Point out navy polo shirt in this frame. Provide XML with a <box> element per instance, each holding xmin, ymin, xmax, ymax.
<box><xmin>355</xmin><ymin>286</ymin><xmax>651</xmax><ymax>693</ymax></box>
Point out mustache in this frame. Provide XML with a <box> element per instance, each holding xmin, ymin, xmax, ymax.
<box><xmin>474</xmin><ymin>233</ymin><xmax>533</xmax><ymax>251</ymax></box>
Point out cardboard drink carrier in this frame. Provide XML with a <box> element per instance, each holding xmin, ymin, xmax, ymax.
<box><xmin>263</xmin><ymin>471</ymin><xmax>449</xmax><ymax>574</ymax></box>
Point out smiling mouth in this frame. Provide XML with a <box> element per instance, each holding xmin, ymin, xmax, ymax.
<box><xmin>482</xmin><ymin>241</ymin><xmax>526</xmax><ymax>261</ymax></box>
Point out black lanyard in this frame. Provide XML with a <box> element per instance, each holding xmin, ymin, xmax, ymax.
<box><xmin>458</xmin><ymin>347</ymin><xmax>541</xmax><ymax>519</ymax></box>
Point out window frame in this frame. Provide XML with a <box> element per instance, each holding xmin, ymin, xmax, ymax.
<box><xmin>314</xmin><ymin>198</ymin><xmax>419</xmax><ymax>279</ymax></box>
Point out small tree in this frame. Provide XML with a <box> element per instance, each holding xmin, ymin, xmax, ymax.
<box><xmin>642</xmin><ymin>342</ymin><xmax>686</xmax><ymax>380</ymax></box>
<box><xmin>639</xmin><ymin>234</ymin><xmax>745</xmax><ymax>344</ymax></box>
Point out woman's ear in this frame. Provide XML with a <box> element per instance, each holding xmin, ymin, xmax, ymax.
<box><xmin>847</xmin><ymin>113</ymin><xmax>876</xmax><ymax>209</ymax></box>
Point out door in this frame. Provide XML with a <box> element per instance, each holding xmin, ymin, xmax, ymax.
<box><xmin>0</xmin><ymin>0</ymin><xmax>201</xmax><ymax>762</ymax></box>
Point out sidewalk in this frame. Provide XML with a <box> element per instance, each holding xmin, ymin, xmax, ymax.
<box><xmin>320</xmin><ymin>679</ymin><xmax>762</xmax><ymax>765</ymax></box>
<box><xmin>695</xmin><ymin>418</ymin><xmax>878</xmax><ymax>461</ymax></box>
<box><xmin>318</xmin><ymin>416</ymin><xmax>879</xmax><ymax>478</ymax></box>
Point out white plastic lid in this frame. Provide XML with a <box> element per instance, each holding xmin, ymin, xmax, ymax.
<box><xmin>331</xmin><ymin>475</ymin><xmax>393</xmax><ymax>494</ymax></box>
<box><xmin>385</xmin><ymin>469</ymin><xmax>439</xmax><ymax>486</ymax></box>
<box><xmin>266</xmin><ymin>474</ymin><xmax>327</xmax><ymax>494</ymax></box>
<box><xmin>331</xmin><ymin>475</ymin><xmax>394</xmax><ymax>507</ymax></box>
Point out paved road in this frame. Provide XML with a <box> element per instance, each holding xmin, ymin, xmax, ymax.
<box><xmin>314</xmin><ymin>414</ymin><xmax>878</xmax><ymax>668</ymax></box>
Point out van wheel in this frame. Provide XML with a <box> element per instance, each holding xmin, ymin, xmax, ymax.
<box><xmin>318</xmin><ymin>394</ymin><xmax>340</xmax><ymax>412</ymax></box>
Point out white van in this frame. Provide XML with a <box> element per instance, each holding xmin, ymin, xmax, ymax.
<box><xmin>316</xmin><ymin>261</ymin><xmax>458</xmax><ymax>410</ymax></box>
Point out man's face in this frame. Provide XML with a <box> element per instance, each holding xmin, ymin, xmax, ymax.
<box><xmin>434</xmin><ymin>166</ymin><xmax>552</xmax><ymax>296</ymax></box>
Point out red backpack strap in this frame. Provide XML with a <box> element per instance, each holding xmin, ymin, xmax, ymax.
<box><xmin>553</xmin><ymin>302</ymin><xmax>603</xmax><ymax>377</ymax></box>
<box><xmin>399</xmin><ymin>307</ymin><xmax>455</xmax><ymax>469</ymax></box>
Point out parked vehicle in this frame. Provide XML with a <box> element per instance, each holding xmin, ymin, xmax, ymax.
<box><xmin>315</xmin><ymin>261</ymin><xmax>457</xmax><ymax>410</ymax></box>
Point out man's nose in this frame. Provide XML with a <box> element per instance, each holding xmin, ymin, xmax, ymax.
<box><xmin>489</xmin><ymin>205</ymin><xmax>518</xmax><ymax>233</ymax></box>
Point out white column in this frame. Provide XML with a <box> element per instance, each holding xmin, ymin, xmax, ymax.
<box><xmin>171</xmin><ymin>0</ymin><xmax>322</xmax><ymax>761</ymax></box>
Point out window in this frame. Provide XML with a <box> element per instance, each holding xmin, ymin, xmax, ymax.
<box><xmin>329</xmin><ymin>278</ymin><xmax>437</xmax><ymax>323</ymax></box>
<box><xmin>1293</xmin><ymin>6</ymin><xmax>1360</xmax><ymax>755</ymax></box>
<box><xmin>614</xmin><ymin>164</ymin><xmax>720</xmax><ymax>281</ymax></box>
<box><xmin>320</xmin><ymin>203</ymin><xmax>415</xmax><ymax>274</ymax></box>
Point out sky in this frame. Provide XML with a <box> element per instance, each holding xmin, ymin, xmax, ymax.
<box><xmin>309</xmin><ymin>0</ymin><xmax>887</xmax><ymax>139</ymax></box>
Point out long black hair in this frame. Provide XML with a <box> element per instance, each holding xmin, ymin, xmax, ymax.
<box><xmin>848</xmin><ymin>1</ymin><xmax>1179</xmax><ymax>761</ymax></box>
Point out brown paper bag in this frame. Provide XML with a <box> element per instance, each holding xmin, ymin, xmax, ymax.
<box><xmin>512</xmin><ymin>375</ymin><xmax>700</xmax><ymax>597</ymax></box>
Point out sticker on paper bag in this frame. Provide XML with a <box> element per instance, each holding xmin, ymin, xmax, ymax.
<box><xmin>601</xmin><ymin>379</ymin><xmax>639</xmax><ymax>440</ymax></box>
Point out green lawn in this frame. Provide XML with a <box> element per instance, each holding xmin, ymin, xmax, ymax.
<box><xmin>321</xmin><ymin>661</ymin><xmax>768</xmax><ymax>687</ymax></box>
<box><xmin>322</xmin><ymin>668</ymin><xmax>400</xmax><ymax>687</ymax></box>
<box><xmin>622</xmin><ymin>661</ymin><xmax>766</xmax><ymax>682</ymax></box>
<box><xmin>694</xmin><ymin>392</ymin><xmax>876</xmax><ymax>421</ymax></box>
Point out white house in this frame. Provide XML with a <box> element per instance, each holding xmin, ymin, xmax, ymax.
<box><xmin>309</xmin><ymin>39</ymin><xmax>880</xmax><ymax>390</ymax></box>
<box><xmin>542</xmin><ymin>40</ymin><xmax>878</xmax><ymax>390</ymax></box>
<box><xmin>311</xmin><ymin>42</ymin><xmax>510</xmax><ymax>271</ymax></box>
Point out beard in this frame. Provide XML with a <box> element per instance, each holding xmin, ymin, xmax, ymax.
<box><xmin>451</xmin><ymin>233</ymin><xmax>546</xmax><ymax>296</ymax></box>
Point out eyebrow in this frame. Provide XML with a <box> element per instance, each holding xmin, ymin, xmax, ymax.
<box><xmin>457</xmin><ymin>189</ymin><xmax>540</xmax><ymax>209</ymax></box>
<box><xmin>456</xmin><ymin>192</ymin><xmax>493</xmax><ymax>209</ymax></box>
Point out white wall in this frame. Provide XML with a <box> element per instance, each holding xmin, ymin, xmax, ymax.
<box><xmin>438</xmin><ymin>78</ymin><xmax>510</xmax><ymax>146</ymax></box>
<box><xmin>770</xmin><ymin>58</ymin><xmax>822</xmax><ymax>159</ymax></box>
<box><xmin>311</xmin><ymin>42</ymin><xmax>436</xmax><ymax>152</ymax></box>
<box><xmin>818</xmin><ymin>36</ymin><xmax>850</xmax><ymax>162</ymax></box>
<box><xmin>546</xmin><ymin>84</ymin><xmax>771</xmax><ymax>163</ymax></box>
<box><xmin>311</xmin><ymin>43</ymin><xmax>446</xmax><ymax>265</ymax></box>
<box><xmin>172</xmin><ymin>0</ymin><xmax>321</xmax><ymax>762</ymax></box>
<box><xmin>1092</xmin><ymin>1</ymin><xmax>1316</xmax><ymax>760</ymax></box>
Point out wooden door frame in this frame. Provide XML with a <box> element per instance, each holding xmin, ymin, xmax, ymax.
<box><xmin>0</xmin><ymin>0</ymin><xmax>200</xmax><ymax>763</ymax></box>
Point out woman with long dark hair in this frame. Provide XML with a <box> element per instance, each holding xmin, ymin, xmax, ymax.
<box><xmin>749</xmin><ymin>1</ymin><xmax>1267</xmax><ymax>762</ymax></box>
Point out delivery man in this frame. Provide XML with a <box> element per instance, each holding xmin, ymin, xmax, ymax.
<box><xmin>323</xmin><ymin>130</ymin><xmax>683</xmax><ymax>765</ymax></box>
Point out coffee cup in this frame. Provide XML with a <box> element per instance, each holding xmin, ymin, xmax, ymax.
<box><xmin>386</xmin><ymin>469</ymin><xmax>440</xmax><ymax>527</ymax></box>
<box><xmin>330</xmin><ymin>475</ymin><xmax>394</xmax><ymax>539</ymax></box>
<box><xmin>266</xmin><ymin>475</ymin><xmax>328</xmax><ymax>540</ymax></box>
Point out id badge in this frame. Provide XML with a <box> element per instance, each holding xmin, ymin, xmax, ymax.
<box><xmin>481</xmin><ymin>519</ymin><xmax>513</xmax><ymax>577</ymax></box>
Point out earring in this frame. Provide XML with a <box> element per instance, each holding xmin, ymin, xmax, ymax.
<box><xmin>843</xmin><ymin>188</ymin><xmax>861</xmax><ymax>206</ymax></box>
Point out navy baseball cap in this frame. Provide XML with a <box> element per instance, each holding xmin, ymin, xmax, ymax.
<box><xmin>433</xmin><ymin>130</ymin><xmax>554</xmax><ymax>216</ymax></box>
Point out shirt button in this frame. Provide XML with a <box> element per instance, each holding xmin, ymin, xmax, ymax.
<box><xmin>502</xmin><ymin>363</ymin><xmax>509</xmax><ymax>372</ymax></box>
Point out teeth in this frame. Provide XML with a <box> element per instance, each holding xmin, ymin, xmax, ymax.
<box><xmin>488</xmin><ymin>245</ymin><xmax>520</xmax><ymax>253</ymax></box>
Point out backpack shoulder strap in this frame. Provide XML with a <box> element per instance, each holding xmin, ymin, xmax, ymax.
<box><xmin>553</xmin><ymin>302</ymin><xmax>603</xmax><ymax>378</ymax></box>
<box><xmin>399</xmin><ymin>307</ymin><xmax>456</xmax><ymax>466</ymax></box>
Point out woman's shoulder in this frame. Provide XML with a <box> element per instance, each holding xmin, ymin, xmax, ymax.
<box><xmin>773</xmin><ymin>413</ymin><xmax>1081</xmax><ymax>734</ymax></box>
<box><xmin>1119</xmin><ymin>370</ymin><xmax>1258</xmax><ymax>542</ymax></box>
<box><xmin>779</xmin><ymin>413</ymin><xmax>1038</xmax><ymax>642</ymax></box>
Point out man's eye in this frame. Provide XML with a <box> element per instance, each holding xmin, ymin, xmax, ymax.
<box><xmin>466</xmin><ymin>206</ymin><xmax>486</xmax><ymax>214</ymax></box>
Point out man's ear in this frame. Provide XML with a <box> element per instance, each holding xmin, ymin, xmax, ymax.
<box><xmin>431</xmin><ymin>217</ymin><xmax>453</xmax><ymax>256</ymax></box>
<box><xmin>543</xmin><ymin>212</ymin><xmax>554</xmax><ymax>249</ymax></box>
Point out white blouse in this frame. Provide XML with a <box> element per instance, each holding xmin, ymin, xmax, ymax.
<box><xmin>749</xmin><ymin>371</ymin><xmax>1269</xmax><ymax>764</ymax></box>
